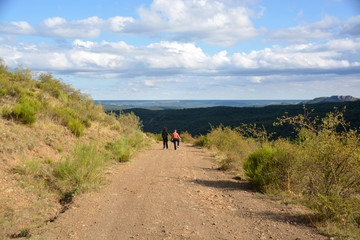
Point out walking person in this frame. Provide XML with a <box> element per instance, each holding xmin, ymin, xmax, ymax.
<box><xmin>161</xmin><ymin>127</ymin><xmax>170</xmax><ymax>150</ymax></box>
<box><xmin>172</xmin><ymin>129</ymin><xmax>181</xmax><ymax>150</ymax></box>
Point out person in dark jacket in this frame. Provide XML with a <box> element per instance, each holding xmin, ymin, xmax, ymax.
<box><xmin>161</xmin><ymin>127</ymin><xmax>170</xmax><ymax>150</ymax></box>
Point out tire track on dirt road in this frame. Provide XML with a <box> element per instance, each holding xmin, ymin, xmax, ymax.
<box><xmin>37</xmin><ymin>144</ymin><xmax>327</xmax><ymax>240</ymax></box>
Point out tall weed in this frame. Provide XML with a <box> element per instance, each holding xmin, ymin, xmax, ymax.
<box><xmin>106</xmin><ymin>129</ymin><xmax>147</xmax><ymax>162</ymax></box>
<box><xmin>67</xmin><ymin>118</ymin><xmax>85</xmax><ymax>137</ymax></box>
<box><xmin>54</xmin><ymin>142</ymin><xmax>110</xmax><ymax>195</ymax></box>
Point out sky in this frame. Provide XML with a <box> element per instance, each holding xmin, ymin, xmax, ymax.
<box><xmin>0</xmin><ymin>0</ymin><xmax>359</xmax><ymax>100</ymax></box>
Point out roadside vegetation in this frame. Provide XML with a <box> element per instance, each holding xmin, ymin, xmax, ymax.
<box><xmin>193</xmin><ymin>107</ymin><xmax>360</xmax><ymax>239</ymax></box>
<box><xmin>0</xmin><ymin>59</ymin><xmax>149</xmax><ymax>238</ymax></box>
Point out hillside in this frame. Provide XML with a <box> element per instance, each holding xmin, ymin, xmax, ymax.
<box><xmin>0</xmin><ymin>62</ymin><xmax>147</xmax><ymax>238</ymax></box>
<box><xmin>118</xmin><ymin>101</ymin><xmax>360</xmax><ymax>138</ymax></box>
<box><xmin>301</xmin><ymin>95</ymin><xmax>359</xmax><ymax>104</ymax></box>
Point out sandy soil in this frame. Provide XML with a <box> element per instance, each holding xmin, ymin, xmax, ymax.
<box><xmin>36</xmin><ymin>143</ymin><xmax>328</xmax><ymax>240</ymax></box>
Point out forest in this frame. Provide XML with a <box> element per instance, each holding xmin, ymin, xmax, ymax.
<box><xmin>111</xmin><ymin>101</ymin><xmax>360</xmax><ymax>139</ymax></box>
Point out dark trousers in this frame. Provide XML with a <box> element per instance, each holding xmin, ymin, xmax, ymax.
<box><xmin>163</xmin><ymin>139</ymin><xmax>168</xmax><ymax>149</ymax></box>
<box><xmin>173</xmin><ymin>138</ymin><xmax>179</xmax><ymax>150</ymax></box>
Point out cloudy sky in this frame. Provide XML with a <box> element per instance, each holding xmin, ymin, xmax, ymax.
<box><xmin>0</xmin><ymin>0</ymin><xmax>359</xmax><ymax>100</ymax></box>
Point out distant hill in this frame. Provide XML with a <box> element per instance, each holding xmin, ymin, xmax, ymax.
<box><xmin>96</xmin><ymin>99</ymin><xmax>301</xmax><ymax>110</ymax></box>
<box><xmin>301</xmin><ymin>95</ymin><xmax>359</xmax><ymax>104</ymax></box>
<box><xmin>116</xmin><ymin>101</ymin><xmax>360</xmax><ymax>138</ymax></box>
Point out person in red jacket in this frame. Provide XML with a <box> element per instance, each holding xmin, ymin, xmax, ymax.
<box><xmin>171</xmin><ymin>129</ymin><xmax>181</xmax><ymax>150</ymax></box>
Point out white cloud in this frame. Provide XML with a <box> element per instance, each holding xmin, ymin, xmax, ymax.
<box><xmin>127</xmin><ymin>0</ymin><xmax>259</xmax><ymax>46</ymax></box>
<box><xmin>107</xmin><ymin>16</ymin><xmax>135</xmax><ymax>32</ymax></box>
<box><xmin>269</xmin><ymin>15</ymin><xmax>340</xmax><ymax>43</ymax></box>
<box><xmin>341</xmin><ymin>15</ymin><xmax>360</xmax><ymax>36</ymax></box>
<box><xmin>0</xmin><ymin>0</ymin><xmax>260</xmax><ymax>46</ymax></box>
<box><xmin>0</xmin><ymin>1</ymin><xmax>358</xmax><ymax>49</ymax></box>
<box><xmin>0</xmin><ymin>21</ymin><xmax>35</xmax><ymax>35</ymax></box>
<box><xmin>0</xmin><ymin>38</ymin><xmax>359</xmax><ymax>80</ymax></box>
<box><xmin>43</xmin><ymin>17</ymin><xmax>66</xmax><ymax>27</ymax></box>
<box><xmin>142</xmin><ymin>41</ymin><xmax>208</xmax><ymax>69</ymax></box>
<box><xmin>230</xmin><ymin>40</ymin><xmax>360</xmax><ymax>72</ymax></box>
<box><xmin>144</xmin><ymin>80</ymin><xmax>156</xmax><ymax>87</ymax></box>
<box><xmin>39</xmin><ymin>17</ymin><xmax>103</xmax><ymax>38</ymax></box>
<box><xmin>250</xmin><ymin>76</ymin><xmax>263</xmax><ymax>83</ymax></box>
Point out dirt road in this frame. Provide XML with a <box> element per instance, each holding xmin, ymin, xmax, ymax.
<box><xmin>37</xmin><ymin>143</ymin><xmax>328</xmax><ymax>240</ymax></box>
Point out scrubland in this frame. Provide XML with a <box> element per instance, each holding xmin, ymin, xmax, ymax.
<box><xmin>188</xmin><ymin>108</ymin><xmax>360</xmax><ymax>239</ymax></box>
<box><xmin>1</xmin><ymin>58</ymin><xmax>359</xmax><ymax>239</ymax></box>
<box><xmin>0</xmin><ymin>60</ymin><xmax>150</xmax><ymax>238</ymax></box>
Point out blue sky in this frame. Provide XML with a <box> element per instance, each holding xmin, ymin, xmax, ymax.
<box><xmin>0</xmin><ymin>0</ymin><xmax>359</xmax><ymax>100</ymax></box>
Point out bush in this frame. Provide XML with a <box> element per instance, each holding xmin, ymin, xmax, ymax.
<box><xmin>1</xmin><ymin>106</ymin><xmax>11</xmax><ymax>118</ymax></box>
<box><xmin>106</xmin><ymin>140</ymin><xmax>131</xmax><ymax>162</ymax></box>
<box><xmin>277</xmin><ymin>108</ymin><xmax>360</xmax><ymax>224</ymax></box>
<box><xmin>203</xmin><ymin>126</ymin><xmax>257</xmax><ymax>174</ymax></box>
<box><xmin>67</xmin><ymin>118</ymin><xmax>85</xmax><ymax>137</ymax></box>
<box><xmin>54</xmin><ymin>142</ymin><xmax>109</xmax><ymax>194</ymax></box>
<box><xmin>106</xmin><ymin>130</ymin><xmax>147</xmax><ymax>162</ymax></box>
<box><xmin>146</xmin><ymin>132</ymin><xmax>163</xmax><ymax>142</ymax></box>
<box><xmin>195</xmin><ymin>135</ymin><xmax>209</xmax><ymax>147</ymax></box>
<box><xmin>243</xmin><ymin>141</ymin><xmax>297</xmax><ymax>192</ymax></box>
<box><xmin>13</xmin><ymin>96</ymin><xmax>41</xmax><ymax>124</ymax></box>
<box><xmin>0</xmin><ymin>88</ymin><xmax>5</xmax><ymax>97</ymax></box>
<box><xmin>116</xmin><ymin>111</ymin><xmax>143</xmax><ymax>133</ymax></box>
<box><xmin>180</xmin><ymin>131</ymin><xmax>195</xmax><ymax>144</ymax></box>
<box><xmin>82</xmin><ymin>118</ymin><xmax>92</xmax><ymax>128</ymax></box>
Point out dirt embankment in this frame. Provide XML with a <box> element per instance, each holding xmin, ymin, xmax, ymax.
<box><xmin>36</xmin><ymin>143</ymin><xmax>328</xmax><ymax>240</ymax></box>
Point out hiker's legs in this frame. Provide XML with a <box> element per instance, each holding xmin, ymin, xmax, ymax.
<box><xmin>163</xmin><ymin>139</ymin><xmax>167</xmax><ymax>149</ymax></box>
<box><xmin>174</xmin><ymin>139</ymin><xmax>179</xmax><ymax>150</ymax></box>
<box><xmin>173</xmin><ymin>139</ymin><xmax>177</xmax><ymax>150</ymax></box>
<box><xmin>165</xmin><ymin>140</ymin><xmax>168</xmax><ymax>149</ymax></box>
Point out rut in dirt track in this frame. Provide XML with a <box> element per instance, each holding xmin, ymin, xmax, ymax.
<box><xmin>38</xmin><ymin>143</ymin><xmax>327</xmax><ymax>240</ymax></box>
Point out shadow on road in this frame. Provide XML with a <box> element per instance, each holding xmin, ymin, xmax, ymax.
<box><xmin>190</xmin><ymin>179</ymin><xmax>254</xmax><ymax>192</ymax></box>
<box><xmin>254</xmin><ymin>210</ymin><xmax>316</xmax><ymax>228</ymax></box>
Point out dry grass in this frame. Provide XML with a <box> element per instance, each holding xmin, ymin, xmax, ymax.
<box><xmin>0</xmin><ymin>63</ymin><xmax>146</xmax><ymax>238</ymax></box>
<box><xmin>0</xmin><ymin>115</ymin><xmax>126</xmax><ymax>238</ymax></box>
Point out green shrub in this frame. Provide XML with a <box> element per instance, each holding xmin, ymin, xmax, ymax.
<box><xmin>1</xmin><ymin>106</ymin><xmax>11</xmax><ymax>118</ymax></box>
<box><xmin>0</xmin><ymin>88</ymin><xmax>5</xmax><ymax>97</ymax></box>
<box><xmin>180</xmin><ymin>131</ymin><xmax>195</xmax><ymax>144</ymax></box>
<box><xmin>106</xmin><ymin>140</ymin><xmax>131</xmax><ymax>162</ymax></box>
<box><xmin>54</xmin><ymin>142</ymin><xmax>109</xmax><ymax>194</ymax></box>
<box><xmin>13</xmin><ymin>96</ymin><xmax>41</xmax><ymax>124</ymax></box>
<box><xmin>195</xmin><ymin>135</ymin><xmax>209</xmax><ymax>147</ymax></box>
<box><xmin>82</xmin><ymin>118</ymin><xmax>92</xmax><ymax>128</ymax></box>
<box><xmin>117</xmin><ymin>111</ymin><xmax>143</xmax><ymax>133</ymax></box>
<box><xmin>243</xmin><ymin>142</ymin><xmax>296</xmax><ymax>192</ymax></box>
<box><xmin>52</xmin><ymin>106</ymin><xmax>77</xmax><ymax>124</ymax></box>
<box><xmin>67</xmin><ymin>118</ymin><xmax>85</xmax><ymax>137</ymax></box>
<box><xmin>277</xmin><ymin>108</ymin><xmax>360</xmax><ymax>224</ymax></box>
<box><xmin>106</xmin><ymin>130</ymin><xmax>147</xmax><ymax>162</ymax></box>
<box><xmin>203</xmin><ymin>126</ymin><xmax>257</xmax><ymax>174</ymax></box>
<box><xmin>146</xmin><ymin>132</ymin><xmax>162</xmax><ymax>142</ymax></box>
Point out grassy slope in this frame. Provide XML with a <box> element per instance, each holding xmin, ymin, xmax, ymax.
<box><xmin>0</xmin><ymin>63</ymin><xmax>146</xmax><ymax>238</ymax></box>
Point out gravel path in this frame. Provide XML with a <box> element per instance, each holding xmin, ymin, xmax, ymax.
<box><xmin>37</xmin><ymin>143</ymin><xmax>328</xmax><ymax>240</ymax></box>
